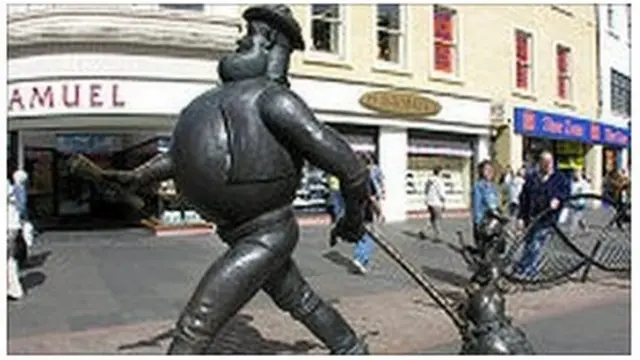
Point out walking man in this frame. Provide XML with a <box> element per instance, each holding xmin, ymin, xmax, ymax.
<box><xmin>515</xmin><ymin>151</ymin><xmax>570</xmax><ymax>279</ymax></box>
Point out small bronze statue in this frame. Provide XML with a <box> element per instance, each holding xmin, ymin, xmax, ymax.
<box><xmin>105</xmin><ymin>4</ymin><xmax>370</xmax><ymax>355</ymax></box>
<box><xmin>365</xmin><ymin>209</ymin><xmax>534</xmax><ymax>355</ymax></box>
<box><xmin>458</xmin><ymin>210</ymin><xmax>534</xmax><ymax>354</ymax></box>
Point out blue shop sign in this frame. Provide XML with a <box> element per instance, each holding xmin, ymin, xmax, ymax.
<box><xmin>514</xmin><ymin>107</ymin><xmax>630</xmax><ymax>148</ymax></box>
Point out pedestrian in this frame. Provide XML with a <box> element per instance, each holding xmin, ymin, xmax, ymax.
<box><xmin>515</xmin><ymin>151</ymin><xmax>570</xmax><ymax>279</ymax></box>
<box><xmin>7</xmin><ymin>179</ymin><xmax>25</xmax><ymax>300</ymax></box>
<box><xmin>420</xmin><ymin>166</ymin><xmax>446</xmax><ymax>239</ymax></box>
<box><xmin>471</xmin><ymin>160</ymin><xmax>500</xmax><ymax>245</ymax></box>
<box><xmin>351</xmin><ymin>156</ymin><xmax>382</xmax><ymax>274</ymax></box>
<box><xmin>366</xmin><ymin>153</ymin><xmax>385</xmax><ymax>222</ymax></box>
<box><xmin>327</xmin><ymin>174</ymin><xmax>344</xmax><ymax>223</ymax></box>
<box><xmin>12</xmin><ymin>169</ymin><xmax>35</xmax><ymax>249</ymax></box>
<box><xmin>506</xmin><ymin>166</ymin><xmax>526</xmax><ymax>218</ymax></box>
<box><xmin>562</xmin><ymin>168</ymin><xmax>589</xmax><ymax>235</ymax></box>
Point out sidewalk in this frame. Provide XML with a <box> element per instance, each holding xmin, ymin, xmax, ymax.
<box><xmin>8</xmin><ymin>218</ymin><xmax>630</xmax><ymax>354</ymax></box>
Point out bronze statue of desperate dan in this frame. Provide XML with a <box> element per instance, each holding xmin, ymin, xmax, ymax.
<box><xmin>103</xmin><ymin>4</ymin><xmax>533</xmax><ymax>355</ymax></box>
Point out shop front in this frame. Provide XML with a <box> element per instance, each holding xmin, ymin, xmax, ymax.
<box><xmin>291</xmin><ymin>77</ymin><xmax>492</xmax><ymax>222</ymax></box>
<box><xmin>514</xmin><ymin>107</ymin><xmax>630</xmax><ymax>189</ymax></box>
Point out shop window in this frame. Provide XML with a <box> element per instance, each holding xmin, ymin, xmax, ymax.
<box><xmin>515</xmin><ymin>29</ymin><xmax>534</xmax><ymax>91</ymax></box>
<box><xmin>433</xmin><ymin>5</ymin><xmax>459</xmax><ymax>74</ymax></box>
<box><xmin>556</xmin><ymin>44</ymin><xmax>572</xmax><ymax>100</ymax></box>
<box><xmin>310</xmin><ymin>4</ymin><xmax>343</xmax><ymax>55</ymax></box>
<box><xmin>611</xmin><ymin>69</ymin><xmax>631</xmax><ymax>117</ymax></box>
<box><xmin>160</xmin><ymin>4</ymin><xmax>204</xmax><ymax>11</ymax></box>
<box><xmin>376</xmin><ymin>4</ymin><xmax>404</xmax><ymax>64</ymax></box>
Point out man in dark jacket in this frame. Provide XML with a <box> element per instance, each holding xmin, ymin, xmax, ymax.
<box><xmin>515</xmin><ymin>151</ymin><xmax>570</xmax><ymax>278</ymax></box>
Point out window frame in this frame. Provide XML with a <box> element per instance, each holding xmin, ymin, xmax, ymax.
<box><xmin>428</xmin><ymin>4</ymin><xmax>463</xmax><ymax>83</ymax></box>
<box><xmin>610</xmin><ymin>68</ymin><xmax>631</xmax><ymax>118</ymax></box>
<box><xmin>513</xmin><ymin>28</ymin><xmax>535</xmax><ymax>94</ymax></box>
<box><xmin>304</xmin><ymin>4</ymin><xmax>350</xmax><ymax>66</ymax></box>
<box><xmin>554</xmin><ymin>43</ymin><xmax>573</xmax><ymax>102</ymax></box>
<box><xmin>373</xmin><ymin>4</ymin><xmax>408</xmax><ymax>71</ymax></box>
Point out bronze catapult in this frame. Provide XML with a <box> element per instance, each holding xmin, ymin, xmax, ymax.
<box><xmin>356</xmin><ymin>209</ymin><xmax>535</xmax><ymax>355</ymax></box>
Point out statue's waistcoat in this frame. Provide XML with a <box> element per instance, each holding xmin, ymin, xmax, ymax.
<box><xmin>169</xmin><ymin>78</ymin><xmax>302</xmax><ymax>223</ymax></box>
<box><xmin>172</xmin><ymin>78</ymin><xmax>301</xmax><ymax>185</ymax></box>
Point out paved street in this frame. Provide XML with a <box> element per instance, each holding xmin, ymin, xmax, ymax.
<box><xmin>8</xmin><ymin>218</ymin><xmax>630</xmax><ymax>354</ymax></box>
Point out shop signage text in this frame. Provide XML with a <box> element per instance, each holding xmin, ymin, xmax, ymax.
<box><xmin>7</xmin><ymin>82</ymin><xmax>126</xmax><ymax>113</ymax></box>
<box><xmin>514</xmin><ymin>107</ymin><xmax>630</xmax><ymax>148</ymax></box>
<box><xmin>359</xmin><ymin>91</ymin><xmax>442</xmax><ymax>117</ymax></box>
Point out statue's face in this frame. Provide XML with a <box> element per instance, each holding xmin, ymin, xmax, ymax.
<box><xmin>218</xmin><ymin>21</ymin><xmax>271</xmax><ymax>82</ymax></box>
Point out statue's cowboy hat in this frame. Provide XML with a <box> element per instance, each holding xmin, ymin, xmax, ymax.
<box><xmin>242</xmin><ymin>4</ymin><xmax>305</xmax><ymax>51</ymax></box>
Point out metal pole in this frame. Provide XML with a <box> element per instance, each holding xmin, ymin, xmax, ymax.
<box><xmin>365</xmin><ymin>226</ymin><xmax>467</xmax><ymax>331</ymax></box>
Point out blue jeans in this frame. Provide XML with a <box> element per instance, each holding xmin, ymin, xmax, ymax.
<box><xmin>353</xmin><ymin>231</ymin><xmax>376</xmax><ymax>268</ymax></box>
<box><xmin>515</xmin><ymin>227</ymin><xmax>551</xmax><ymax>278</ymax></box>
<box><xmin>329</xmin><ymin>191</ymin><xmax>344</xmax><ymax>223</ymax></box>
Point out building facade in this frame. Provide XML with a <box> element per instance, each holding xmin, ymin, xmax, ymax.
<box><xmin>483</xmin><ymin>5</ymin><xmax>629</xmax><ymax>195</ymax></box>
<box><xmin>596</xmin><ymin>4</ymin><xmax>631</xmax><ymax>175</ymax></box>
<box><xmin>8</xmin><ymin>4</ymin><xmax>627</xmax><ymax>225</ymax></box>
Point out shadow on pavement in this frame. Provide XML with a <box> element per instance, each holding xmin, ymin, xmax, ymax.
<box><xmin>22</xmin><ymin>250</ymin><xmax>52</xmax><ymax>271</ymax></box>
<box><xmin>421</xmin><ymin>265</ymin><xmax>469</xmax><ymax>289</ymax></box>
<box><xmin>117</xmin><ymin>314</ymin><xmax>324</xmax><ymax>354</ymax></box>
<box><xmin>322</xmin><ymin>250</ymin><xmax>358</xmax><ymax>274</ymax></box>
<box><xmin>21</xmin><ymin>271</ymin><xmax>47</xmax><ymax>291</ymax></box>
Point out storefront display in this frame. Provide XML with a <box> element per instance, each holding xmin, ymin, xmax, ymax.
<box><xmin>406</xmin><ymin>133</ymin><xmax>473</xmax><ymax>211</ymax></box>
<box><xmin>515</xmin><ymin>107</ymin><xmax>630</xmax><ymax>178</ymax></box>
<box><xmin>293</xmin><ymin>125</ymin><xmax>378</xmax><ymax>214</ymax></box>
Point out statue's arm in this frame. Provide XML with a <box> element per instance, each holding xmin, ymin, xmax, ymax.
<box><xmin>258</xmin><ymin>88</ymin><xmax>369</xmax><ymax>217</ymax></box>
<box><xmin>131</xmin><ymin>153</ymin><xmax>174</xmax><ymax>187</ymax></box>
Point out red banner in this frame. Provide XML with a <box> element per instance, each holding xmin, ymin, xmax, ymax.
<box><xmin>434</xmin><ymin>43</ymin><xmax>453</xmax><ymax>73</ymax></box>
<box><xmin>557</xmin><ymin>48</ymin><xmax>568</xmax><ymax>73</ymax></box>
<box><xmin>516</xmin><ymin>62</ymin><xmax>529</xmax><ymax>89</ymax></box>
<box><xmin>516</xmin><ymin>33</ymin><xmax>529</xmax><ymax>61</ymax></box>
<box><xmin>434</xmin><ymin>12</ymin><xmax>453</xmax><ymax>41</ymax></box>
<box><xmin>557</xmin><ymin>76</ymin><xmax>567</xmax><ymax>99</ymax></box>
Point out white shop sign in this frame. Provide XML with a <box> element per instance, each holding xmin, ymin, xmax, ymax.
<box><xmin>7</xmin><ymin>79</ymin><xmax>213</xmax><ymax>118</ymax></box>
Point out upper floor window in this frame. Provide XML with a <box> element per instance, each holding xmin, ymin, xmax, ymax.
<box><xmin>376</xmin><ymin>4</ymin><xmax>404</xmax><ymax>64</ymax></box>
<box><xmin>310</xmin><ymin>4</ymin><xmax>342</xmax><ymax>55</ymax></box>
<box><xmin>433</xmin><ymin>5</ymin><xmax>459</xmax><ymax>75</ymax></box>
<box><xmin>515</xmin><ymin>29</ymin><xmax>534</xmax><ymax>91</ymax></box>
<box><xmin>611</xmin><ymin>69</ymin><xmax>631</xmax><ymax>117</ymax></box>
<box><xmin>160</xmin><ymin>4</ymin><xmax>204</xmax><ymax>11</ymax></box>
<box><xmin>556</xmin><ymin>44</ymin><xmax>572</xmax><ymax>101</ymax></box>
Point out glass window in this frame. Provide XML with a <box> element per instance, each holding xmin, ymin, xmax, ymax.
<box><xmin>611</xmin><ymin>69</ymin><xmax>631</xmax><ymax>117</ymax></box>
<box><xmin>515</xmin><ymin>29</ymin><xmax>534</xmax><ymax>91</ymax></box>
<box><xmin>310</xmin><ymin>4</ymin><xmax>342</xmax><ymax>54</ymax></box>
<box><xmin>433</xmin><ymin>5</ymin><xmax>459</xmax><ymax>75</ymax></box>
<box><xmin>556</xmin><ymin>44</ymin><xmax>572</xmax><ymax>100</ymax></box>
<box><xmin>376</xmin><ymin>4</ymin><xmax>403</xmax><ymax>64</ymax></box>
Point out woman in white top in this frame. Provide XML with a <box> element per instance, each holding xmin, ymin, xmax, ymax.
<box><xmin>7</xmin><ymin>179</ymin><xmax>25</xmax><ymax>300</ymax></box>
<box><xmin>420</xmin><ymin>166</ymin><xmax>447</xmax><ymax>239</ymax></box>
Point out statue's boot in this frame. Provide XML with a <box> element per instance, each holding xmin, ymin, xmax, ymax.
<box><xmin>263</xmin><ymin>258</ymin><xmax>369</xmax><ymax>355</ymax></box>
